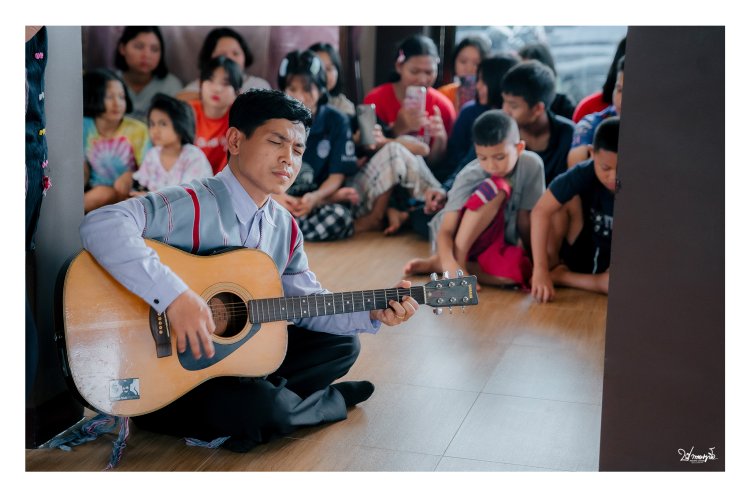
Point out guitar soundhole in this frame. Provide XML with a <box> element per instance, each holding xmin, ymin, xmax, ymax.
<box><xmin>208</xmin><ymin>292</ymin><xmax>248</xmax><ymax>338</ymax></box>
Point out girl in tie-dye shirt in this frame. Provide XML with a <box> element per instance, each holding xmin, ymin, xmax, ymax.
<box><xmin>83</xmin><ymin>69</ymin><xmax>150</xmax><ymax>213</ymax></box>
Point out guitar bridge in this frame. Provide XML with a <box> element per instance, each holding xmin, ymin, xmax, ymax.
<box><xmin>149</xmin><ymin>308</ymin><xmax>173</xmax><ymax>358</ymax></box>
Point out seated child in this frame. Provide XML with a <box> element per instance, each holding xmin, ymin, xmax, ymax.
<box><xmin>309</xmin><ymin>42</ymin><xmax>356</xmax><ymax>117</ymax></box>
<box><xmin>501</xmin><ymin>60</ymin><xmax>575</xmax><ymax>186</ymax></box>
<box><xmin>275</xmin><ymin>50</ymin><xmax>358</xmax><ymax>241</ymax></box>
<box><xmin>82</xmin><ymin>69</ymin><xmax>150</xmax><ymax>213</ymax></box>
<box><xmin>190</xmin><ymin>56</ymin><xmax>242</xmax><ymax>174</ymax></box>
<box><xmin>403</xmin><ymin>110</ymin><xmax>545</xmax><ymax>289</ymax></box>
<box><xmin>176</xmin><ymin>27</ymin><xmax>271</xmax><ymax>102</ymax></box>
<box><xmin>567</xmin><ymin>56</ymin><xmax>623</xmax><ymax>168</ymax></box>
<box><xmin>132</xmin><ymin>93</ymin><xmax>212</xmax><ymax>192</ymax></box>
<box><xmin>530</xmin><ymin>116</ymin><xmax>620</xmax><ymax>302</ymax></box>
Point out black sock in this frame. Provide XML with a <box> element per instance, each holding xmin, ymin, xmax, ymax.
<box><xmin>332</xmin><ymin>381</ymin><xmax>375</xmax><ymax>407</ymax></box>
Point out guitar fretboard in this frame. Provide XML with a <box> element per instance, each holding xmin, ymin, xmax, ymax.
<box><xmin>248</xmin><ymin>287</ymin><xmax>426</xmax><ymax>324</ymax></box>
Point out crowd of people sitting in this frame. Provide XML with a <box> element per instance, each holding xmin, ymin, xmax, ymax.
<box><xmin>82</xmin><ymin>26</ymin><xmax>625</xmax><ymax>300</ymax></box>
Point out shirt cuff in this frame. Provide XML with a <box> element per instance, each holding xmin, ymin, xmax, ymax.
<box><xmin>143</xmin><ymin>273</ymin><xmax>189</xmax><ymax>314</ymax></box>
<box><xmin>357</xmin><ymin>313</ymin><xmax>382</xmax><ymax>334</ymax></box>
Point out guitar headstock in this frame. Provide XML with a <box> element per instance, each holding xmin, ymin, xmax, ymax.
<box><xmin>423</xmin><ymin>271</ymin><xmax>479</xmax><ymax>315</ymax></box>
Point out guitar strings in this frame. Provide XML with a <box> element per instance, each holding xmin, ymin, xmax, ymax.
<box><xmin>203</xmin><ymin>289</ymin><xmax>424</xmax><ymax>319</ymax></box>
<box><xmin>204</xmin><ymin>289</ymin><xmax>421</xmax><ymax>308</ymax></box>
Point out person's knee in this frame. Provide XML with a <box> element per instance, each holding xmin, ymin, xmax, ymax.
<box><xmin>341</xmin><ymin>335</ymin><xmax>361</xmax><ymax>365</ymax></box>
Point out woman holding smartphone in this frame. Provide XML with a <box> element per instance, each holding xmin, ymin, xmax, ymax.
<box><xmin>363</xmin><ymin>34</ymin><xmax>456</xmax><ymax>169</ymax></box>
<box><xmin>437</xmin><ymin>35</ymin><xmax>490</xmax><ymax>114</ymax></box>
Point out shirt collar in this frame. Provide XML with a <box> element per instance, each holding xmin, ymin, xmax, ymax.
<box><xmin>216</xmin><ymin>166</ymin><xmax>277</xmax><ymax>228</ymax></box>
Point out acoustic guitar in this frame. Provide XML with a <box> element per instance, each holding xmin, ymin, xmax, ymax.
<box><xmin>59</xmin><ymin>239</ymin><xmax>479</xmax><ymax>417</ymax></box>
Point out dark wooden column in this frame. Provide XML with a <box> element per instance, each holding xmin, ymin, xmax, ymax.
<box><xmin>599</xmin><ymin>26</ymin><xmax>724</xmax><ymax>471</ymax></box>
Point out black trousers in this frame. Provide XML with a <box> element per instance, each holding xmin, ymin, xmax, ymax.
<box><xmin>132</xmin><ymin>326</ymin><xmax>360</xmax><ymax>451</ymax></box>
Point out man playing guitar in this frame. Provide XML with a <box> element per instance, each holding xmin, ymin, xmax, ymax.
<box><xmin>79</xmin><ymin>89</ymin><xmax>419</xmax><ymax>452</ymax></box>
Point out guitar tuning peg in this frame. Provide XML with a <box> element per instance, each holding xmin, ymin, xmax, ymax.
<box><xmin>461</xmin><ymin>306</ymin><xmax>466</xmax><ymax>313</ymax></box>
<box><xmin>456</xmin><ymin>269</ymin><xmax>464</xmax><ymax>277</ymax></box>
<box><xmin>449</xmin><ymin>306</ymin><xmax>453</xmax><ymax>314</ymax></box>
<box><xmin>430</xmin><ymin>272</ymin><xmax>438</xmax><ymax>281</ymax></box>
<box><xmin>433</xmin><ymin>308</ymin><xmax>443</xmax><ymax>315</ymax></box>
<box><xmin>442</xmin><ymin>271</ymin><xmax>450</xmax><ymax>279</ymax></box>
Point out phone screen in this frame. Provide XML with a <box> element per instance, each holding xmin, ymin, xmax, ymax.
<box><xmin>357</xmin><ymin>104</ymin><xmax>377</xmax><ymax>146</ymax></box>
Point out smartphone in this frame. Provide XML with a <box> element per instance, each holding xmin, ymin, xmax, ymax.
<box><xmin>457</xmin><ymin>75</ymin><xmax>477</xmax><ymax>109</ymax></box>
<box><xmin>404</xmin><ymin>86</ymin><xmax>428</xmax><ymax>143</ymax></box>
<box><xmin>356</xmin><ymin>104</ymin><xmax>377</xmax><ymax>146</ymax></box>
<box><xmin>404</xmin><ymin>85</ymin><xmax>427</xmax><ymax>114</ymax></box>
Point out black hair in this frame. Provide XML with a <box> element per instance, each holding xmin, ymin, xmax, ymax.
<box><xmin>592</xmin><ymin>116</ymin><xmax>620</xmax><ymax>153</ymax></box>
<box><xmin>471</xmin><ymin>109</ymin><xmax>520</xmax><ymax>147</ymax></box>
<box><xmin>309</xmin><ymin>42</ymin><xmax>344</xmax><ymax>96</ymax></box>
<box><xmin>200</xmin><ymin>56</ymin><xmax>243</xmax><ymax>94</ymax></box>
<box><xmin>451</xmin><ymin>35</ymin><xmax>490</xmax><ymax>72</ymax></box>
<box><xmin>114</xmin><ymin>26</ymin><xmax>169</xmax><ymax>79</ymax></box>
<box><xmin>501</xmin><ymin>60</ymin><xmax>556</xmax><ymax>109</ymax></box>
<box><xmin>477</xmin><ymin>53</ymin><xmax>521</xmax><ymax>109</ymax></box>
<box><xmin>82</xmin><ymin>68</ymin><xmax>133</xmax><ymax>118</ymax></box>
<box><xmin>602</xmin><ymin>37</ymin><xmax>627</xmax><ymax>105</ymax></box>
<box><xmin>229</xmin><ymin>89</ymin><xmax>313</xmax><ymax>139</ymax></box>
<box><xmin>519</xmin><ymin>43</ymin><xmax>557</xmax><ymax>76</ymax></box>
<box><xmin>277</xmin><ymin>50</ymin><xmax>329</xmax><ymax>106</ymax></box>
<box><xmin>616</xmin><ymin>55</ymin><xmax>625</xmax><ymax>74</ymax></box>
<box><xmin>389</xmin><ymin>34</ymin><xmax>440</xmax><ymax>83</ymax></box>
<box><xmin>198</xmin><ymin>27</ymin><xmax>253</xmax><ymax>70</ymax></box>
<box><xmin>148</xmin><ymin>93</ymin><xmax>195</xmax><ymax>145</ymax></box>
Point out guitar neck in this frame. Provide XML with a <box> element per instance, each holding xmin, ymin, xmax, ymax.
<box><xmin>248</xmin><ymin>287</ymin><xmax>427</xmax><ymax>324</ymax></box>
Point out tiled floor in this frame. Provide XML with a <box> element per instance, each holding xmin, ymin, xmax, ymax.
<box><xmin>26</xmin><ymin>232</ymin><xmax>608</xmax><ymax>471</ymax></box>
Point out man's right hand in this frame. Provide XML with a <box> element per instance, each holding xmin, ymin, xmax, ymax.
<box><xmin>165</xmin><ymin>289</ymin><xmax>216</xmax><ymax>359</ymax></box>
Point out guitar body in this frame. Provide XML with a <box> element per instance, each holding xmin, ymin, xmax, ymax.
<box><xmin>61</xmin><ymin>240</ymin><xmax>288</xmax><ymax>417</ymax></box>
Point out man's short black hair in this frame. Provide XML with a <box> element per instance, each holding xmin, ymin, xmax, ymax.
<box><xmin>593</xmin><ymin>116</ymin><xmax>620</xmax><ymax>153</ymax></box>
<box><xmin>148</xmin><ymin>93</ymin><xmax>195</xmax><ymax>145</ymax></box>
<box><xmin>472</xmin><ymin>109</ymin><xmax>520</xmax><ymax>147</ymax></box>
<box><xmin>229</xmin><ymin>89</ymin><xmax>313</xmax><ymax>139</ymax></box>
<box><xmin>83</xmin><ymin>68</ymin><xmax>133</xmax><ymax>117</ymax></box>
<box><xmin>501</xmin><ymin>60</ymin><xmax>556</xmax><ymax>109</ymax></box>
<box><xmin>200</xmin><ymin>56</ymin><xmax>243</xmax><ymax>93</ymax></box>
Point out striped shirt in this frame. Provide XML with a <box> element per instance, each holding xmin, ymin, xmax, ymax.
<box><xmin>80</xmin><ymin>166</ymin><xmax>379</xmax><ymax>335</ymax></box>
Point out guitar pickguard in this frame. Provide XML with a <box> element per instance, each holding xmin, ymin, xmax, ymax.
<box><xmin>177</xmin><ymin>321</ymin><xmax>262</xmax><ymax>371</ymax></box>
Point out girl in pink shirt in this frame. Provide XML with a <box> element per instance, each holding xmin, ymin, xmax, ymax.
<box><xmin>133</xmin><ymin>94</ymin><xmax>212</xmax><ymax>192</ymax></box>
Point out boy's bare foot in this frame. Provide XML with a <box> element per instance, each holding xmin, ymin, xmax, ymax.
<box><xmin>549</xmin><ymin>264</ymin><xmax>571</xmax><ymax>284</ymax></box>
<box><xmin>354</xmin><ymin>211</ymin><xmax>384</xmax><ymax>233</ymax></box>
<box><xmin>403</xmin><ymin>254</ymin><xmax>441</xmax><ymax>275</ymax></box>
<box><xmin>384</xmin><ymin>208</ymin><xmax>409</xmax><ymax>236</ymax></box>
<box><xmin>550</xmin><ymin>264</ymin><xmax>609</xmax><ymax>295</ymax></box>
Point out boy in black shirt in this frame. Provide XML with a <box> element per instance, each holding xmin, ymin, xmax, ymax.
<box><xmin>530</xmin><ymin>117</ymin><xmax>619</xmax><ymax>302</ymax></box>
<box><xmin>501</xmin><ymin>60</ymin><xmax>575</xmax><ymax>186</ymax></box>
